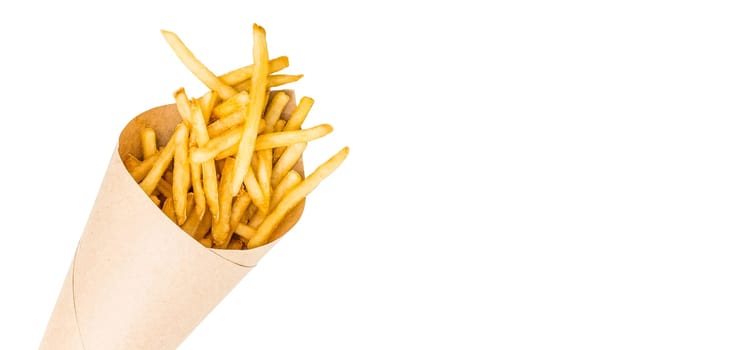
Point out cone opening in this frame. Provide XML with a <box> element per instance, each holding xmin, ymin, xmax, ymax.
<box><xmin>116</xmin><ymin>90</ymin><xmax>305</xmax><ymax>254</ymax></box>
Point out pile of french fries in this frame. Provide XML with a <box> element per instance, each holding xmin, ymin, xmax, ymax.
<box><xmin>123</xmin><ymin>24</ymin><xmax>348</xmax><ymax>250</ymax></box>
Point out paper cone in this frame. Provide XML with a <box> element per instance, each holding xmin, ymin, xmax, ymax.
<box><xmin>40</xmin><ymin>91</ymin><xmax>304</xmax><ymax>349</ymax></box>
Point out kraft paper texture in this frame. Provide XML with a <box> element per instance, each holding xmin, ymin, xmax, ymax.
<box><xmin>40</xmin><ymin>91</ymin><xmax>303</xmax><ymax>349</ymax></box>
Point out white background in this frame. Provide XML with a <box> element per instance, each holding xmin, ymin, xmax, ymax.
<box><xmin>2</xmin><ymin>0</ymin><xmax>729</xmax><ymax>349</ymax></box>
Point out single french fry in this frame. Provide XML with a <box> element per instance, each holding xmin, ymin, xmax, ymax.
<box><xmin>227</xmin><ymin>237</ymin><xmax>244</xmax><ymax>250</ymax></box>
<box><xmin>271</xmin><ymin>142</ymin><xmax>306</xmax><ymax>188</ymax></box>
<box><xmin>128</xmin><ymin>153</ymin><xmax>158</xmax><ymax>182</ymax></box>
<box><xmin>235</xmin><ymin>74</ymin><xmax>303</xmax><ymax>92</ymax></box>
<box><xmin>194</xmin><ymin>209</ymin><xmax>213</xmax><ymax>240</ymax></box>
<box><xmin>219</xmin><ymin>56</ymin><xmax>289</xmax><ymax>86</ymax></box>
<box><xmin>255</xmin><ymin>150</ymin><xmax>272</xmax><ymax>213</ymax></box>
<box><xmin>244</xmin><ymin>165</ymin><xmax>267</xmax><ymax>213</ymax></box>
<box><xmin>150</xmin><ymin>194</ymin><xmax>161</xmax><ymax>207</ymax></box>
<box><xmin>255</xmin><ymin>124</ymin><xmax>332</xmax><ymax>150</ymax></box>
<box><xmin>248</xmin><ymin>146</ymin><xmax>349</xmax><ymax>248</ymax></box>
<box><xmin>156</xmin><ymin>178</ymin><xmax>173</xmax><ymax>199</ymax></box>
<box><xmin>187</xmin><ymin>98</ymin><xmax>206</xmax><ymax>218</ymax></box>
<box><xmin>248</xmin><ymin>151</ymin><xmax>269</xmax><ymax>231</ymax></box>
<box><xmin>197</xmin><ymin>90</ymin><xmax>218</xmax><ymax>124</ymax></box>
<box><xmin>271</xmin><ymin>170</ymin><xmax>302</xmax><ymax>209</ymax></box>
<box><xmin>283</xmin><ymin>97</ymin><xmax>314</xmax><ymax>131</ymax></box>
<box><xmin>244</xmin><ymin>200</ymin><xmax>258</xmax><ymax>221</ymax></box>
<box><xmin>123</xmin><ymin>153</ymin><xmax>142</xmax><ymax>170</ymax></box>
<box><xmin>160</xmin><ymin>30</ymin><xmax>237</xmax><ymax>99</ymax></box>
<box><xmin>273</xmin><ymin>119</ymin><xmax>286</xmax><ymax>132</ymax></box>
<box><xmin>141</xmin><ymin>127</ymin><xmax>158</xmax><ymax>160</ymax></box>
<box><xmin>185</xmin><ymin>192</ymin><xmax>195</xmax><ymax>217</ymax></box>
<box><xmin>234</xmin><ymin>223</ymin><xmax>257</xmax><ymax>242</ymax></box>
<box><xmin>212</xmin><ymin>90</ymin><xmax>249</xmax><ymax>118</ymax></box>
<box><xmin>231</xmin><ymin>24</ymin><xmax>269</xmax><ymax>197</ymax></box>
<box><xmin>174</xmin><ymin>88</ymin><xmax>192</xmax><ymax>125</ymax></box>
<box><xmin>180</xmin><ymin>205</ymin><xmax>202</xmax><ymax>236</ymax></box>
<box><xmin>212</xmin><ymin>158</ymin><xmax>236</xmax><ymax>247</ymax></box>
<box><xmin>246</xmin><ymin>209</ymin><xmax>265</xmax><ymax>229</ymax></box>
<box><xmin>202</xmin><ymin>161</ymin><xmax>219</xmax><ymax>220</ymax></box>
<box><xmin>263</xmin><ymin>91</ymin><xmax>290</xmax><ymax>134</ymax></box>
<box><xmin>163</xmin><ymin>170</ymin><xmax>174</xmax><ymax>185</ymax></box>
<box><xmin>189</xmin><ymin>99</ymin><xmax>211</xmax><ymax>145</ymax></box>
<box><xmin>179</xmin><ymin>193</ymin><xmax>199</xmax><ymax>235</ymax></box>
<box><xmin>198</xmin><ymin>236</ymin><xmax>213</xmax><ymax>248</ymax></box>
<box><xmin>162</xmin><ymin>197</ymin><xmax>176</xmax><ymax>222</ymax></box>
<box><xmin>172</xmin><ymin>123</ymin><xmax>191</xmax><ymax>224</ymax></box>
<box><xmin>189</xmin><ymin>160</ymin><xmax>206</xmax><ymax>219</ymax></box>
<box><xmin>229</xmin><ymin>191</ymin><xmax>252</xmax><ymax>233</ymax></box>
<box><xmin>139</xmin><ymin>125</ymin><xmax>182</xmax><ymax>195</ymax></box>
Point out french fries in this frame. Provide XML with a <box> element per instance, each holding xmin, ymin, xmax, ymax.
<box><xmin>248</xmin><ymin>146</ymin><xmax>349</xmax><ymax>248</ymax></box>
<box><xmin>140</xmin><ymin>127</ymin><xmax>158</xmax><ymax>159</ymax></box>
<box><xmin>172</xmin><ymin>124</ymin><xmax>190</xmax><ymax>224</ymax></box>
<box><xmin>211</xmin><ymin>157</ymin><xmax>236</xmax><ymax>247</ymax></box>
<box><xmin>231</xmin><ymin>24</ymin><xmax>269</xmax><ymax>198</ymax></box>
<box><xmin>161</xmin><ymin>31</ymin><xmax>237</xmax><ymax>99</ymax></box>
<box><xmin>124</xmin><ymin>24</ymin><xmax>348</xmax><ymax>250</ymax></box>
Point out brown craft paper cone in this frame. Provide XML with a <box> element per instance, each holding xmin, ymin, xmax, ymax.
<box><xmin>40</xmin><ymin>91</ymin><xmax>303</xmax><ymax>349</ymax></box>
